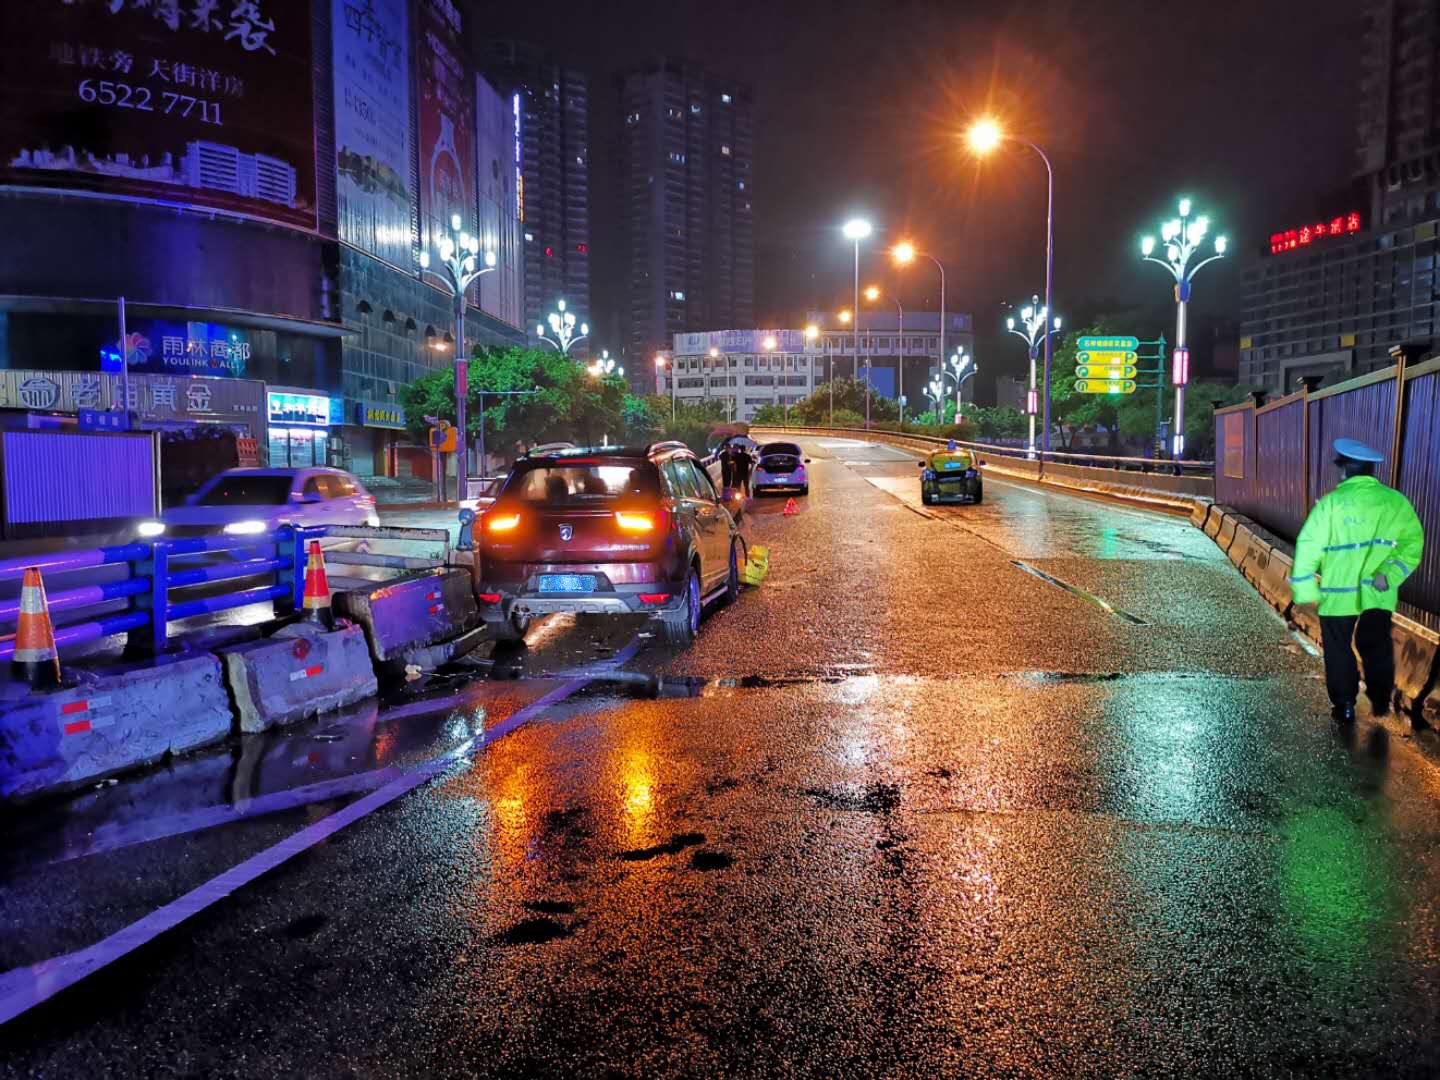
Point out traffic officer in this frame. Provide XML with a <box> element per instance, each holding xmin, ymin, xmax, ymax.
<box><xmin>1291</xmin><ymin>438</ymin><xmax>1424</xmax><ymax>723</ymax></box>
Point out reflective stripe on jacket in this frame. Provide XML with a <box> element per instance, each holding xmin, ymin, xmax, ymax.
<box><xmin>1290</xmin><ymin>475</ymin><xmax>1425</xmax><ymax>616</ymax></box>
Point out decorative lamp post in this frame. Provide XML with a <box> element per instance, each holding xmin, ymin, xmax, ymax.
<box><xmin>418</xmin><ymin>211</ymin><xmax>497</xmax><ymax>496</ymax></box>
<box><xmin>1140</xmin><ymin>197</ymin><xmax>1227</xmax><ymax>459</ymax></box>
<box><xmin>967</xmin><ymin>118</ymin><xmax>1057</xmax><ymax>451</ymax></box>
<box><xmin>588</xmin><ymin>350</ymin><xmax>623</xmax><ymax>378</ymax></box>
<box><xmin>1005</xmin><ymin>295</ymin><xmax>1062</xmax><ymax>455</ymax></box>
<box><xmin>535</xmin><ymin>298</ymin><xmax>590</xmax><ymax>357</ymax></box>
<box><xmin>924</xmin><ymin>375</ymin><xmax>947</xmax><ymax>422</ymax></box>
<box><xmin>946</xmin><ymin>347</ymin><xmax>977</xmax><ymax>421</ymax></box>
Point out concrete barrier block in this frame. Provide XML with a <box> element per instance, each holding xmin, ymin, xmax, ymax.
<box><xmin>334</xmin><ymin>567</ymin><xmax>480</xmax><ymax>669</ymax></box>
<box><xmin>1214</xmin><ymin>512</ymin><xmax>1240</xmax><ymax>552</ymax></box>
<box><xmin>1241</xmin><ymin>535</ymin><xmax>1275</xmax><ymax>588</ymax></box>
<box><xmin>0</xmin><ymin>653</ymin><xmax>231</xmax><ymax>803</ymax></box>
<box><xmin>1203</xmin><ymin>507</ymin><xmax>1229</xmax><ymax>540</ymax></box>
<box><xmin>1190</xmin><ymin>502</ymin><xmax>1213</xmax><ymax>529</ymax></box>
<box><xmin>1392</xmin><ymin>619</ymin><xmax>1439</xmax><ymax>719</ymax></box>
<box><xmin>1256</xmin><ymin>548</ymin><xmax>1295</xmax><ymax>614</ymax></box>
<box><xmin>219</xmin><ymin>623</ymin><xmax>378</xmax><ymax>734</ymax></box>
<box><xmin>1227</xmin><ymin>526</ymin><xmax>1255</xmax><ymax>570</ymax></box>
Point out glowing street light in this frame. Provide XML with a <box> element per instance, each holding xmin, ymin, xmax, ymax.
<box><xmin>588</xmin><ymin>349</ymin><xmax>623</xmax><ymax>378</ymax></box>
<box><xmin>1139</xmin><ymin>196</ymin><xmax>1228</xmax><ymax>459</ymax></box>
<box><xmin>892</xmin><ymin>240</ymin><xmax>948</xmax><ymax>414</ymax></box>
<box><xmin>944</xmin><ymin>347</ymin><xmax>977</xmax><ymax>422</ymax></box>
<box><xmin>966</xmin><ymin>116</ymin><xmax>1057</xmax><ymax>452</ymax></box>
<box><xmin>1005</xmin><ymin>294</ymin><xmax>1062</xmax><ymax>455</ymax></box>
<box><xmin>418</xmin><ymin>212</ymin><xmax>498</xmax><ymax>495</ymax></box>
<box><xmin>535</xmin><ymin>298</ymin><xmax>590</xmax><ymax>357</ymax></box>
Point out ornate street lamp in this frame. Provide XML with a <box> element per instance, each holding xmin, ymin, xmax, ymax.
<box><xmin>1006</xmin><ymin>295</ymin><xmax>1062</xmax><ymax>455</ymax></box>
<box><xmin>536</xmin><ymin>299</ymin><xmax>590</xmax><ymax>357</ymax></box>
<box><xmin>418</xmin><ymin>212</ymin><xmax>496</xmax><ymax>495</ymax></box>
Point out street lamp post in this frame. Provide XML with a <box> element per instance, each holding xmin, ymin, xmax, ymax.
<box><xmin>535</xmin><ymin>299</ymin><xmax>590</xmax><ymax>357</ymax></box>
<box><xmin>842</xmin><ymin>217</ymin><xmax>872</xmax><ymax>424</ymax></box>
<box><xmin>654</xmin><ymin>353</ymin><xmax>674</xmax><ymax>422</ymax></box>
<box><xmin>587</xmin><ymin>350</ymin><xmax>623</xmax><ymax>379</ymax></box>
<box><xmin>418</xmin><ymin>212</ymin><xmax>497</xmax><ymax>498</ymax></box>
<box><xmin>967</xmin><ymin>119</ymin><xmax>1056</xmax><ymax>452</ymax></box>
<box><xmin>892</xmin><ymin>242</ymin><xmax>947</xmax><ymax>412</ymax></box>
<box><xmin>835</xmin><ymin>309</ymin><xmax>853</xmax><ymax>426</ymax></box>
<box><xmin>1005</xmin><ymin>295</ymin><xmax>1062</xmax><ymax>456</ymax></box>
<box><xmin>863</xmin><ymin>286</ymin><xmax>901</xmax><ymax>430</ymax></box>
<box><xmin>1140</xmin><ymin>197</ymin><xmax>1227</xmax><ymax>459</ymax></box>
<box><xmin>946</xmin><ymin>347</ymin><xmax>976</xmax><ymax>422</ymax></box>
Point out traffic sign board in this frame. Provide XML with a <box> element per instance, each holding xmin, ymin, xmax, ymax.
<box><xmin>1077</xmin><ymin>349</ymin><xmax>1137</xmax><ymax>364</ymax></box>
<box><xmin>1077</xmin><ymin>335</ymin><xmax>1139</xmax><ymax>351</ymax></box>
<box><xmin>1075</xmin><ymin>363</ymin><xmax>1138</xmax><ymax>380</ymax></box>
<box><xmin>1074</xmin><ymin>378</ymin><xmax>1137</xmax><ymax>395</ymax></box>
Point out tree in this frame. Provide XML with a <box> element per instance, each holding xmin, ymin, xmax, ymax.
<box><xmin>750</xmin><ymin>403</ymin><xmax>789</xmax><ymax>425</ymax></box>
<box><xmin>790</xmin><ymin>378</ymin><xmax>898</xmax><ymax>425</ymax></box>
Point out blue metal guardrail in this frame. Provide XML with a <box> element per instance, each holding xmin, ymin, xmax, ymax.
<box><xmin>0</xmin><ymin>525</ymin><xmax>328</xmax><ymax>660</ymax></box>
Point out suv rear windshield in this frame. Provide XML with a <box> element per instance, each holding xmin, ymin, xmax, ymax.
<box><xmin>504</xmin><ymin>461</ymin><xmax>659</xmax><ymax>506</ymax></box>
<box><xmin>195</xmin><ymin>475</ymin><xmax>294</xmax><ymax>505</ymax></box>
<box><xmin>761</xmin><ymin>443</ymin><xmax>800</xmax><ymax>457</ymax></box>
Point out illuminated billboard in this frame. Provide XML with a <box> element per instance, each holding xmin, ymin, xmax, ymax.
<box><xmin>0</xmin><ymin>0</ymin><xmax>317</xmax><ymax>230</ymax></box>
<box><xmin>415</xmin><ymin>0</ymin><xmax>473</xmax><ymax>279</ymax></box>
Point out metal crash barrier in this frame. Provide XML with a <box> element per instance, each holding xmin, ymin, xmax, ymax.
<box><xmin>0</xmin><ymin>524</ymin><xmax>456</xmax><ymax>660</ymax></box>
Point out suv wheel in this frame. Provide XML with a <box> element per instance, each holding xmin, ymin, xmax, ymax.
<box><xmin>487</xmin><ymin>612</ymin><xmax>530</xmax><ymax>642</ymax></box>
<box><xmin>660</xmin><ymin>568</ymin><xmax>701</xmax><ymax>645</ymax></box>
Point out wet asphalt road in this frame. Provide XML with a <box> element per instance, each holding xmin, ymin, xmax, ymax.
<box><xmin>5</xmin><ymin>436</ymin><xmax>1440</xmax><ymax>1078</ymax></box>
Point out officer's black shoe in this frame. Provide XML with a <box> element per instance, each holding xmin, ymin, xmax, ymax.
<box><xmin>1331</xmin><ymin>704</ymin><xmax>1357</xmax><ymax>724</ymax></box>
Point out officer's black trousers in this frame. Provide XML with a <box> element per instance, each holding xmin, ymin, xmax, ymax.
<box><xmin>1319</xmin><ymin>609</ymin><xmax>1394</xmax><ymax>710</ymax></box>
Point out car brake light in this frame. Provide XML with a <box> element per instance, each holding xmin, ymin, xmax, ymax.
<box><xmin>638</xmin><ymin>593</ymin><xmax>671</xmax><ymax>603</ymax></box>
<box><xmin>486</xmin><ymin>512</ymin><xmax>520</xmax><ymax>532</ymax></box>
<box><xmin>614</xmin><ymin>511</ymin><xmax>657</xmax><ymax>532</ymax></box>
<box><xmin>477</xmin><ymin>592</ymin><xmax>501</xmax><ymax>603</ymax></box>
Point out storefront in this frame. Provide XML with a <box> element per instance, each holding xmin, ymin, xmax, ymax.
<box><xmin>348</xmin><ymin>400</ymin><xmax>408</xmax><ymax>478</ymax></box>
<box><xmin>267</xmin><ymin>390</ymin><xmax>333</xmax><ymax>468</ymax></box>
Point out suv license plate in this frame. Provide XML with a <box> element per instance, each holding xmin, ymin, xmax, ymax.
<box><xmin>538</xmin><ymin>574</ymin><xmax>596</xmax><ymax>593</ymax></box>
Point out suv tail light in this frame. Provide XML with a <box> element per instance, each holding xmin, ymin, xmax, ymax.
<box><xmin>614</xmin><ymin>510</ymin><xmax>664</xmax><ymax>533</ymax></box>
<box><xmin>486</xmin><ymin>512</ymin><xmax>521</xmax><ymax>533</ymax></box>
<box><xmin>638</xmin><ymin>593</ymin><xmax>671</xmax><ymax>604</ymax></box>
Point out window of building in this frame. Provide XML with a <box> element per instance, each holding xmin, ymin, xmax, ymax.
<box><xmin>626</xmin><ymin>112</ymin><xmax>640</xmax><ymax>125</ymax></box>
<box><xmin>721</xmin><ymin>93</ymin><xmax>732</xmax><ymax>104</ymax></box>
<box><xmin>737</xmin><ymin>180</ymin><xmax>745</xmax><ymax>190</ymax></box>
<box><xmin>690</xmin><ymin>102</ymin><xmax>702</xmax><ymax>114</ymax></box>
<box><xmin>720</xmin><ymin>145</ymin><xmax>731</xmax><ymax>156</ymax></box>
<box><xmin>670</xmin><ymin>290</ymin><xmax>686</xmax><ymax>301</ymax></box>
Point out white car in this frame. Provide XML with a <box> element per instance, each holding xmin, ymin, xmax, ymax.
<box><xmin>144</xmin><ymin>467</ymin><xmax>379</xmax><ymax>540</ymax></box>
<box><xmin>753</xmin><ymin>442</ymin><xmax>810</xmax><ymax>496</ymax></box>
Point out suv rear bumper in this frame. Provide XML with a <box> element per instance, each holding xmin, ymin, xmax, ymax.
<box><xmin>479</xmin><ymin>578</ymin><xmax>687</xmax><ymax>620</ymax></box>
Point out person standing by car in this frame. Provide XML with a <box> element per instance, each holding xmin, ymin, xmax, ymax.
<box><xmin>730</xmin><ymin>441</ymin><xmax>753</xmax><ymax>498</ymax></box>
<box><xmin>1290</xmin><ymin>438</ymin><xmax>1424</xmax><ymax>724</ymax></box>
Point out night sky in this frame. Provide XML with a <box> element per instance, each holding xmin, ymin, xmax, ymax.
<box><xmin>480</xmin><ymin>0</ymin><xmax>1362</xmax><ymax>385</ymax></box>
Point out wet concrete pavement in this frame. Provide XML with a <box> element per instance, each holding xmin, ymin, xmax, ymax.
<box><xmin>5</xmin><ymin>436</ymin><xmax>1440</xmax><ymax>1077</ymax></box>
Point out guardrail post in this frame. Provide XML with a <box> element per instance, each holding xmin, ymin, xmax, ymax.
<box><xmin>149</xmin><ymin>539</ymin><xmax>170</xmax><ymax>654</ymax></box>
<box><xmin>279</xmin><ymin>526</ymin><xmax>303</xmax><ymax>614</ymax></box>
<box><xmin>123</xmin><ymin>542</ymin><xmax>157</xmax><ymax>658</ymax></box>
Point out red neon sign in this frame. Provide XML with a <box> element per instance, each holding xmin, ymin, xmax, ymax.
<box><xmin>1269</xmin><ymin>212</ymin><xmax>1361</xmax><ymax>255</ymax></box>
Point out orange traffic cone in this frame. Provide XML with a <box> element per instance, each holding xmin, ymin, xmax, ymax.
<box><xmin>12</xmin><ymin>566</ymin><xmax>60</xmax><ymax>688</ymax></box>
<box><xmin>301</xmin><ymin>541</ymin><xmax>334</xmax><ymax>629</ymax></box>
<box><xmin>782</xmin><ymin>497</ymin><xmax>799</xmax><ymax>516</ymax></box>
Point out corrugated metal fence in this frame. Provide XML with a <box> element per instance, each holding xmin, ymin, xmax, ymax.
<box><xmin>1215</xmin><ymin>355</ymin><xmax>1440</xmax><ymax>628</ymax></box>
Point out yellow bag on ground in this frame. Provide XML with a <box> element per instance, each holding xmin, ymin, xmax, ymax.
<box><xmin>741</xmin><ymin>544</ymin><xmax>769</xmax><ymax>586</ymax></box>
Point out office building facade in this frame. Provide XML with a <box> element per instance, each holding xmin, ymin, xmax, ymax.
<box><xmin>621</xmin><ymin>62</ymin><xmax>754</xmax><ymax>394</ymax></box>
<box><xmin>1239</xmin><ymin>0</ymin><xmax>1440</xmax><ymax>392</ymax></box>
<box><xmin>480</xmin><ymin>40</ymin><xmax>591</xmax><ymax>339</ymax></box>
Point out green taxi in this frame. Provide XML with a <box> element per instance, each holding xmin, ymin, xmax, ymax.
<box><xmin>919</xmin><ymin>444</ymin><xmax>982</xmax><ymax>505</ymax></box>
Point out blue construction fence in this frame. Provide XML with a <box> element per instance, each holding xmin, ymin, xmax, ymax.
<box><xmin>0</xmin><ymin>526</ymin><xmax>329</xmax><ymax>662</ymax></box>
<box><xmin>1214</xmin><ymin>353</ymin><xmax>1440</xmax><ymax>629</ymax></box>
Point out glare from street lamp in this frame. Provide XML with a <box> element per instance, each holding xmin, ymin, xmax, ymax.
<box><xmin>863</xmin><ymin>286</ymin><xmax>880</xmax><ymax>302</ymax></box>
<box><xmin>1215</xmin><ymin>235</ymin><xmax>1229</xmax><ymax>255</ymax></box>
<box><xmin>1140</xmin><ymin>236</ymin><xmax>1156</xmax><ymax>256</ymax></box>
<box><xmin>654</xmin><ymin>354</ymin><xmax>667</xmax><ymax>367</ymax></box>
<box><xmin>804</xmin><ymin>324</ymin><xmax>819</xmax><ymax>341</ymax></box>
<box><xmin>450</xmin><ymin>212</ymin><xmax>462</xmax><ymax>231</ymax></box>
<box><xmin>892</xmin><ymin>241</ymin><xmax>916</xmax><ymax>265</ymax></box>
<box><xmin>762</xmin><ymin>335</ymin><xmax>777</xmax><ymax>351</ymax></box>
<box><xmin>842</xmin><ymin>218</ymin><xmax>873</xmax><ymax>241</ymax></box>
<box><xmin>1178</xmin><ymin>197</ymin><xmax>1192</xmax><ymax>217</ymax></box>
<box><xmin>1006</xmin><ymin>317</ymin><xmax>1016</xmax><ymax>330</ymax></box>
<box><xmin>838</xmin><ymin>309</ymin><xmax>852</xmax><ymax>324</ymax></box>
<box><xmin>966</xmin><ymin>117</ymin><xmax>1004</xmax><ymax>155</ymax></box>
<box><xmin>708</xmin><ymin>346</ymin><xmax>720</xmax><ymax>357</ymax></box>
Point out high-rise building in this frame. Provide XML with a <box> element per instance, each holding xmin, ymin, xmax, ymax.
<box><xmin>620</xmin><ymin>61</ymin><xmax>754</xmax><ymax>393</ymax></box>
<box><xmin>1239</xmin><ymin>1</ymin><xmax>1440</xmax><ymax>393</ymax></box>
<box><xmin>479</xmin><ymin>41</ymin><xmax>591</xmax><ymax>343</ymax></box>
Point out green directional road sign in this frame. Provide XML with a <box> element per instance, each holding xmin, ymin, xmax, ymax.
<box><xmin>1075</xmin><ymin>363</ymin><xmax>1138</xmax><ymax>380</ymax></box>
<box><xmin>1074</xmin><ymin>378</ymin><xmax>1137</xmax><ymax>395</ymax></box>
<box><xmin>1077</xmin><ymin>335</ymin><xmax>1140</xmax><ymax>351</ymax></box>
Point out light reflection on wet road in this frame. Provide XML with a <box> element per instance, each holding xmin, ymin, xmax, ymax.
<box><xmin>4</xmin><ymin>437</ymin><xmax>1440</xmax><ymax>1077</ymax></box>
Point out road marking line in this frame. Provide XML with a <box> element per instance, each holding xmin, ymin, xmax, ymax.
<box><xmin>0</xmin><ymin>634</ymin><xmax>644</xmax><ymax>1027</ymax></box>
<box><xmin>1010</xmin><ymin>560</ymin><xmax>1148</xmax><ymax>625</ymax></box>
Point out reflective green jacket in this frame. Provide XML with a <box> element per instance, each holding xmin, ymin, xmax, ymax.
<box><xmin>1291</xmin><ymin>475</ymin><xmax>1424</xmax><ymax>616</ymax></box>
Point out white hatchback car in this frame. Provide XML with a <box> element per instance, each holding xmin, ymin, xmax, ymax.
<box><xmin>146</xmin><ymin>467</ymin><xmax>379</xmax><ymax>540</ymax></box>
<box><xmin>752</xmin><ymin>442</ymin><xmax>810</xmax><ymax>496</ymax></box>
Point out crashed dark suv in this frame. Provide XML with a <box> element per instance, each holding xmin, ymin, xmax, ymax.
<box><xmin>476</xmin><ymin>444</ymin><xmax>742</xmax><ymax>645</ymax></box>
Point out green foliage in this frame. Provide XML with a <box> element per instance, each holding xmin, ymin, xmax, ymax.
<box><xmin>964</xmin><ymin>405</ymin><xmax>1027</xmax><ymax>440</ymax></box>
<box><xmin>749</xmin><ymin>403</ymin><xmax>789</xmax><ymax>425</ymax></box>
<box><xmin>788</xmin><ymin>378</ymin><xmax>898</xmax><ymax>425</ymax></box>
